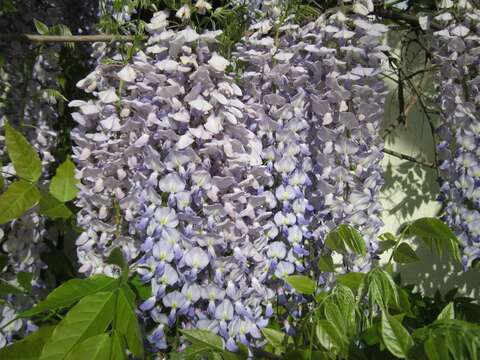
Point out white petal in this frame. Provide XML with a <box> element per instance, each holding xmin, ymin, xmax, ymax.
<box><xmin>98</xmin><ymin>88</ymin><xmax>119</xmax><ymax>103</ymax></box>
<box><xmin>208</xmin><ymin>53</ymin><xmax>230</xmax><ymax>72</ymax></box>
<box><xmin>117</xmin><ymin>65</ymin><xmax>137</xmax><ymax>82</ymax></box>
<box><xmin>189</xmin><ymin>97</ymin><xmax>213</xmax><ymax>113</ymax></box>
<box><xmin>176</xmin><ymin>133</ymin><xmax>194</xmax><ymax>149</ymax></box>
<box><xmin>134</xmin><ymin>134</ymin><xmax>150</xmax><ymax>147</ymax></box>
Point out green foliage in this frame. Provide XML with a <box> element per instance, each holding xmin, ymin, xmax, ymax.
<box><xmin>392</xmin><ymin>243</ymin><xmax>420</xmax><ymax>263</ymax></box>
<box><xmin>1</xmin><ymin>262</ymin><xmax>144</xmax><ymax>360</ymax></box>
<box><xmin>49</xmin><ymin>158</ymin><xmax>79</xmax><ymax>202</ymax></box>
<box><xmin>21</xmin><ymin>275</ymin><xmax>118</xmax><ymax>317</ymax></box>
<box><xmin>39</xmin><ymin>192</ymin><xmax>73</xmax><ymax>220</ymax></box>
<box><xmin>381</xmin><ymin>311</ymin><xmax>413</xmax><ymax>358</ymax></box>
<box><xmin>4</xmin><ymin>122</ymin><xmax>42</xmax><ymax>182</ymax></box>
<box><xmin>0</xmin><ymin>326</ymin><xmax>55</xmax><ymax>359</ymax></box>
<box><xmin>325</xmin><ymin>224</ymin><xmax>367</xmax><ymax>256</ymax></box>
<box><xmin>285</xmin><ymin>275</ymin><xmax>316</xmax><ymax>295</ymax></box>
<box><xmin>405</xmin><ymin>217</ymin><xmax>461</xmax><ymax>262</ymax></box>
<box><xmin>0</xmin><ymin>180</ymin><xmax>40</xmax><ymax>224</ymax></box>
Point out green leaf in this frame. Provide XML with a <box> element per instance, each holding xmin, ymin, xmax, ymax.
<box><xmin>378</xmin><ymin>232</ymin><xmax>398</xmax><ymax>254</ymax></box>
<box><xmin>360</xmin><ymin>268</ymin><xmax>398</xmax><ymax>312</ymax></box>
<box><xmin>0</xmin><ymin>181</ymin><xmax>40</xmax><ymax>224</ymax></box>
<box><xmin>40</xmin><ymin>291</ymin><xmax>115</xmax><ymax>360</ymax></box>
<box><xmin>0</xmin><ymin>161</ymin><xmax>4</xmax><ymax>191</ymax></box>
<box><xmin>17</xmin><ymin>271</ymin><xmax>33</xmax><ymax>293</ymax></box>
<box><xmin>318</xmin><ymin>255</ymin><xmax>335</xmax><ymax>272</ymax></box>
<box><xmin>128</xmin><ymin>275</ymin><xmax>151</xmax><ymax>301</ymax></box>
<box><xmin>169</xmin><ymin>345</ymin><xmax>210</xmax><ymax>360</ymax></box>
<box><xmin>336</xmin><ymin>272</ymin><xmax>365</xmax><ymax>292</ymax></box>
<box><xmin>316</xmin><ymin>320</ymin><xmax>348</xmax><ymax>354</ymax></box>
<box><xmin>110</xmin><ymin>332</ymin><xmax>126</xmax><ymax>360</ymax></box>
<box><xmin>325</xmin><ymin>224</ymin><xmax>366</xmax><ymax>256</ymax></box>
<box><xmin>180</xmin><ymin>329</ymin><xmax>224</xmax><ymax>352</ymax></box>
<box><xmin>437</xmin><ymin>302</ymin><xmax>455</xmax><ymax>321</ymax></box>
<box><xmin>393</xmin><ymin>243</ymin><xmax>420</xmax><ymax>263</ymax></box>
<box><xmin>115</xmin><ymin>286</ymin><xmax>144</xmax><ymax>359</ymax></box>
<box><xmin>406</xmin><ymin>217</ymin><xmax>461</xmax><ymax>262</ymax></box>
<box><xmin>324</xmin><ymin>300</ymin><xmax>346</xmax><ymax>334</ymax></box>
<box><xmin>0</xmin><ymin>254</ymin><xmax>8</xmax><ymax>270</ymax></box>
<box><xmin>414</xmin><ymin>320</ymin><xmax>480</xmax><ymax>360</ymax></box>
<box><xmin>381</xmin><ymin>312</ymin><xmax>413</xmax><ymax>359</ymax></box>
<box><xmin>33</xmin><ymin>19</ymin><xmax>49</xmax><ymax>34</ymax></box>
<box><xmin>49</xmin><ymin>158</ymin><xmax>78</xmax><ymax>202</ymax></box>
<box><xmin>0</xmin><ymin>278</ymin><xmax>24</xmax><ymax>297</ymax></box>
<box><xmin>423</xmin><ymin>336</ymin><xmax>450</xmax><ymax>360</ymax></box>
<box><xmin>5</xmin><ymin>122</ymin><xmax>42</xmax><ymax>182</ymax></box>
<box><xmin>261</xmin><ymin>328</ymin><xmax>286</xmax><ymax>351</ymax></box>
<box><xmin>0</xmin><ymin>326</ymin><xmax>55</xmax><ymax>360</ymax></box>
<box><xmin>107</xmin><ymin>248</ymin><xmax>128</xmax><ymax>283</ymax></box>
<box><xmin>21</xmin><ymin>275</ymin><xmax>117</xmax><ymax>317</ymax></box>
<box><xmin>39</xmin><ymin>192</ymin><xmax>73</xmax><ymax>220</ymax></box>
<box><xmin>65</xmin><ymin>334</ymin><xmax>111</xmax><ymax>360</ymax></box>
<box><xmin>284</xmin><ymin>275</ymin><xmax>315</xmax><ymax>295</ymax></box>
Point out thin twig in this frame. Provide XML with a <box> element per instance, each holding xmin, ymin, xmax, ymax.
<box><xmin>382</xmin><ymin>148</ymin><xmax>436</xmax><ymax>169</ymax></box>
<box><xmin>374</xmin><ymin>8</ymin><xmax>442</xmax><ymax>31</ymax></box>
<box><xmin>0</xmin><ymin>34</ymin><xmax>137</xmax><ymax>43</ymax></box>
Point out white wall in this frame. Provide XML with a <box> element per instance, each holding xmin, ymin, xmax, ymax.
<box><xmin>378</xmin><ymin>36</ymin><xmax>480</xmax><ymax>296</ymax></box>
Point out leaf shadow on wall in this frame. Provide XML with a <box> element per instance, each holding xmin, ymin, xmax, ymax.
<box><xmin>395</xmin><ymin>241</ymin><xmax>480</xmax><ymax>298</ymax></box>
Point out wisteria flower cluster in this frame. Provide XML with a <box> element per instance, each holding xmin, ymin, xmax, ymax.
<box><xmin>69</xmin><ymin>0</ymin><xmax>389</xmax><ymax>351</ymax></box>
<box><xmin>433</xmin><ymin>1</ymin><xmax>480</xmax><ymax>269</ymax></box>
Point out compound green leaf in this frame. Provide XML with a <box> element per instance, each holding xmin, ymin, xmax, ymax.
<box><xmin>65</xmin><ymin>333</ymin><xmax>111</xmax><ymax>360</ymax></box>
<box><xmin>22</xmin><ymin>275</ymin><xmax>117</xmax><ymax>317</ymax></box>
<box><xmin>40</xmin><ymin>291</ymin><xmax>115</xmax><ymax>360</ymax></box>
<box><xmin>0</xmin><ymin>326</ymin><xmax>55</xmax><ymax>360</ymax></box>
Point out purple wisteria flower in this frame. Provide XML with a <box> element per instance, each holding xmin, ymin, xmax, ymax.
<box><xmin>433</xmin><ymin>2</ymin><xmax>480</xmax><ymax>268</ymax></box>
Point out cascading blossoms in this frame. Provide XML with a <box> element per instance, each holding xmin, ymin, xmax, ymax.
<box><xmin>433</xmin><ymin>1</ymin><xmax>480</xmax><ymax>268</ymax></box>
<box><xmin>71</xmin><ymin>1</ymin><xmax>389</xmax><ymax>352</ymax></box>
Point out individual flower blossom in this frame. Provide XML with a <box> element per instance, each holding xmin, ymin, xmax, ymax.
<box><xmin>195</xmin><ymin>0</ymin><xmax>212</xmax><ymax>15</ymax></box>
<box><xmin>176</xmin><ymin>5</ymin><xmax>191</xmax><ymax>22</ymax></box>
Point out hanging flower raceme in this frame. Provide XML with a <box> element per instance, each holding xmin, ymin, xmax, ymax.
<box><xmin>235</xmin><ymin>0</ymin><xmax>388</xmax><ymax>296</ymax></box>
<box><xmin>300</xmin><ymin>4</ymin><xmax>388</xmax><ymax>274</ymax></box>
<box><xmin>71</xmin><ymin>11</ymin><xmax>273</xmax><ymax>351</ymax></box>
<box><xmin>234</xmin><ymin>2</ymin><xmax>319</xmax><ymax>320</ymax></box>
<box><xmin>432</xmin><ymin>2</ymin><xmax>480</xmax><ymax>269</ymax></box>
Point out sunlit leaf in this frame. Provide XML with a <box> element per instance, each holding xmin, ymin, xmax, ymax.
<box><xmin>325</xmin><ymin>224</ymin><xmax>366</xmax><ymax>256</ymax></box>
<box><xmin>0</xmin><ymin>326</ymin><xmax>55</xmax><ymax>359</ymax></box>
<box><xmin>65</xmin><ymin>333</ymin><xmax>111</xmax><ymax>360</ymax></box>
<box><xmin>180</xmin><ymin>329</ymin><xmax>224</xmax><ymax>352</ymax></box>
<box><xmin>49</xmin><ymin>158</ymin><xmax>78</xmax><ymax>202</ymax></box>
<box><xmin>5</xmin><ymin>122</ymin><xmax>42</xmax><ymax>182</ymax></box>
<box><xmin>115</xmin><ymin>286</ymin><xmax>144</xmax><ymax>358</ymax></box>
<box><xmin>381</xmin><ymin>312</ymin><xmax>413</xmax><ymax>359</ymax></box>
<box><xmin>39</xmin><ymin>192</ymin><xmax>73</xmax><ymax>220</ymax></box>
<box><xmin>0</xmin><ymin>181</ymin><xmax>40</xmax><ymax>224</ymax></box>
<box><xmin>40</xmin><ymin>291</ymin><xmax>115</xmax><ymax>360</ymax></box>
<box><xmin>285</xmin><ymin>275</ymin><xmax>315</xmax><ymax>295</ymax></box>
<box><xmin>21</xmin><ymin>275</ymin><xmax>117</xmax><ymax>317</ymax></box>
